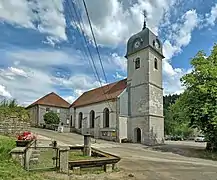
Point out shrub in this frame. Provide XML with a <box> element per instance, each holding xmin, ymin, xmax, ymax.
<box><xmin>43</xmin><ymin>111</ymin><xmax>60</xmax><ymax>125</ymax></box>
<box><xmin>0</xmin><ymin>98</ymin><xmax>30</xmax><ymax>122</ymax></box>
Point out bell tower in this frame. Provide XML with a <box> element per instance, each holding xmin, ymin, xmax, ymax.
<box><xmin>126</xmin><ymin>13</ymin><xmax>164</xmax><ymax>145</ymax></box>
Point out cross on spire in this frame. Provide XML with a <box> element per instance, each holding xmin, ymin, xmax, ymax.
<box><xmin>142</xmin><ymin>10</ymin><xmax>147</xmax><ymax>30</ymax></box>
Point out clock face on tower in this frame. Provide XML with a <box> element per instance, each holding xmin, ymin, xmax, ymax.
<box><xmin>133</xmin><ymin>38</ymin><xmax>143</xmax><ymax>49</ymax></box>
<box><xmin>134</xmin><ymin>40</ymin><xmax>141</xmax><ymax>49</ymax></box>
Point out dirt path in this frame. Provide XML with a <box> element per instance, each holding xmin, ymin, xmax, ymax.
<box><xmin>31</xmin><ymin>128</ymin><xmax>217</xmax><ymax>180</ymax></box>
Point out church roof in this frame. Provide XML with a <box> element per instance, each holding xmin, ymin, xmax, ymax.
<box><xmin>26</xmin><ymin>92</ymin><xmax>70</xmax><ymax>109</ymax></box>
<box><xmin>70</xmin><ymin>78</ymin><xmax>127</xmax><ymax>108</ymax></box>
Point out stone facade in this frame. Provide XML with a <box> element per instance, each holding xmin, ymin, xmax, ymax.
<box><xmin>126</xmin><ymin>28</ymin><xmax>164</xmax><ymax>145</ymax></box>
<box><xmin>68</xmin><ymin>93</ymin><xmax>130</xmax><ymax>142</ymax></box>
<box><xmin>70</xmin><ymin>100</ymin><xmax>118</xmax><ymax>141</ymax></box>
<box><xmin>0</xmin><ymin>117</ymin><xmax>30</xmax><ymax>135</ymax></box>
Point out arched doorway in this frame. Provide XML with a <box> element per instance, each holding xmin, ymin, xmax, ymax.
<box><xmin>134</xmin><ymin>128</ymin><xmax>141</xmax><ymax>143</ymax></box>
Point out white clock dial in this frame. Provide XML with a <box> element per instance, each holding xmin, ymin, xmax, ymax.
<box><xmin>134</xmin><ymin>40</ymin><xmax>141</xmax><ymax>49</ymax></box>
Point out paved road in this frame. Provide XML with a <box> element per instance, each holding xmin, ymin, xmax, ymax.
<box><xmin>31</xmin><ymin>128</ymin><xmax>217</xmax><ymax>180</ymax></box>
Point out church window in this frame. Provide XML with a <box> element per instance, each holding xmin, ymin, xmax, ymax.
<box><xmin>78</xmin><ymin>112</ymin><xmax>83</xmax><ymax>129</ymax></box>
<box><xmin>103</xmin><ymin>108</ymin><xmax>109</xmax><ymax>128</ymax></box>
<box><xmin>89</xmin><ymin>110</ymin><xmax>95</xmax><ymax>128</ymax></box>
<box><xmin>70</xmin><ymin>115</ymin><xmax>73</xmax><ymax>127</ymax></box>
<box><xmin>135</xmin><ymin>57</ymin><xmax>140</xmax><ymax>69</ymax></box>
<box><xmin>154</xmin><ymin>58</ymin><xmax>158</xmax><ymax>70</ymax></box>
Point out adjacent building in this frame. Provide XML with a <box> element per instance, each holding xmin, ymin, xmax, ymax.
<box><xmin>27</xmin><ymin>22</ymin><xmax>164</xmax><ymax>145</ymax></box>
<box><xmin>26</xmin><ymin>92</ymin><xmax>70</xmax><ymax>128</ymax></box>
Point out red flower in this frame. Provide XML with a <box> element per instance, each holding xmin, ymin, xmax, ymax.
<box><xmin>17</xmin><ymin>131</ymin><xmax>37</xmax><ymax>141</ymax></box>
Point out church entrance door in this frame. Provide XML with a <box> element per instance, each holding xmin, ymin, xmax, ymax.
<box><xmin>135</xmin><ymin>128</ymin><xmax>141</xmax><ymax>143</ymax></box>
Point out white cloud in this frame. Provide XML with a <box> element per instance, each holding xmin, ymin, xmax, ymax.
<box><xmin>0</xmin><ymin>66</ymin><xmax>55</xmax><ymax>105</ymax></box>
<box><xmin>33</xmin><ymin>0</ymin><xmax>67</xmax><ymax>40</ymax></box>
<box><xmin>113</xmin><ymin>72</ymin><xmax>126</xmax><ymax>80</ymax></box>
<box><xmin>163</xmin><ymin>9</ymin><xmax>199</xmax><ymax>60</ymax></box>
<box><xmin>163</xmin><ymin>40</ymin><xmax>181</xmax><ymax>60</ymax></box>
<box><xmin>6</xmin><ymin>49</ymin><xmax>84</xmax><ymax>68</ymax></box>
<box><xmin>76</xmin><ymin>0</ymin><xmax>176</xmax><ymax>47</ymax></box>
<box><xmin>0</xmin><ymin>85</ymin><xmax>12</xmax><ymax>98</ymax></box>
<box><xmin>206</xmin><ymin>4</ymin><xmax>217</xmax><ymax>26</ymax></box>
<box><xmin>0</xmin><ymin>0</ymin><xmax>34</xmax><ymax>28</ymax></box>
<box><xmin>53</xmin><ymin>74</ymin><xmax>103</xmax><ymax>92</ymax></box>
<box><xmin>175</xmin><ymin>10</ymin><xmax>199</xmax><ymax>47</ymax></box>
<box><xmin>110</xmin><ymin>53</ymin><xmax>127</xmax><ymax>72</ymax></box>
<box><xmin>63</xmin><ymin>96</ymin><xmax>75</xmax><ymax>104</ymax></box>
<box><xmin>161</xmin><ymin>9</ymin><xmax>199</xmax><ymax>95</ymax></box>
<box><xmin>0</xmin><ymin>0</ymin><xmax>67</xmax><ymax>44</ymax></box>
<box><xmin>8</xmin><ymin>67</ymin><xmax>28</xmax><ymax>77</ymax></box>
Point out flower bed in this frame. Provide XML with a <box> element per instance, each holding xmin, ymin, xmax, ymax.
<box><xmin>16</xmin><ymin>131</ymin><xmax>36</xmax><ymax>147</ymax></box>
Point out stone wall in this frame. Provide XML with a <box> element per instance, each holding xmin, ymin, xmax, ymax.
<box><xmin>0</xmin><ymin>116</ymin><xmax>30</xmax><ymax>135</ymax></box>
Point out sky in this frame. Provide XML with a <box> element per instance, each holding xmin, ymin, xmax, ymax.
<box><xmin>0</xmin><ymin>0</ymin><xmax>217</xmax><ymax>106</ymax></box>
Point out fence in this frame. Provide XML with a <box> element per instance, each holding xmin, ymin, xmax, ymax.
<box><xmin>24</xmin><ymin>146</ymin><xmax>59</xmax><ymax>171</ymax></box>
<box><xmin>10</xmin><ymin>139</ymin><xmax>69</xmax><ymax>172</ymax></box>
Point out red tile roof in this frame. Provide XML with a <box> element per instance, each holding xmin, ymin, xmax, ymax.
<box><xmin>26</xmin><ymin>92</ymin><xmax>70</xmax><ymax>109</ymax></box>
<box><xmin>70</xmin><ymin>79</ymin><xmax>127</xmax><ymax>108</ymax></box>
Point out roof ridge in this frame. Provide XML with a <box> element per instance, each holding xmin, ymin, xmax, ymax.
<box><xmin>70</xmin><ymin>78</ymin><xmax>127</xmax><ymax>108</ymax></box>
<box><xmin>84</xmin><ymin>78</ymin><xmax>126</xmax><ymax>94</ymax></box>
<box><xmin>26</xmin><ymin>92</ymin><xmax>70</xmax><ymax>109</ymax></box>
<box><xmin>52</xmin><ymin>92</ymin><xmax>70</xmax><ymax>105</ymax></box>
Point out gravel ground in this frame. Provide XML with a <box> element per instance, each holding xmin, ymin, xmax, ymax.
<box><xmin>31</xmin><ymin>128</ymin><xmax>217</xmax><ymax>180</ymax></box>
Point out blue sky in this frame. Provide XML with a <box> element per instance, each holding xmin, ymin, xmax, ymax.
<box><xmin>0</xmin><ymin>0</ymin><xmax>217</xmax><ymax>105</ymax></box>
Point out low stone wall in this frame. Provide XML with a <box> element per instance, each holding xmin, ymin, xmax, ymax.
<box><xmin>0</xmin><ymin>116</ymin><xmax>30</xmax><ymax>135</ymax></box>
<box><xmin>10</xmin><ymin>140</ymin><xmax>36</xmax><ymax>169</ymax></box>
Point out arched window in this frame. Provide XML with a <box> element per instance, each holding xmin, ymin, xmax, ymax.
<box><xmin>103</xmin><ymin>108</ymin><xmax>109</xmax><ymax>128</ymax></box>
<box><xmin>89</xmin><ymin>110</ymin><xmax>95</xmax><ymax>128</ymax></box>
<box><xmin>70</xmin><ymin>115</ymin><xmax>73</xmax><ymax>127</ymax></box>
<box><xmin>154</xmin><ymin>58</ymin><xmax>158</xmax><ymax>70</ymax></box>
<box><xmin>78</xmin><ymin>112</ymin><xmax>83</xmax><ymax>129</ymax></box>
<box><xmin>135</xmin><ymin>57</ymin><xmax>140</xmax><ymax>69</ymax></box>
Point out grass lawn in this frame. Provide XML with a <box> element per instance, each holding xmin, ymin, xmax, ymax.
<box><xmin>29</xmin><ymin>148</ymin><xmax>58</xmax><ymax>170</ymax></box>
<box><xmin>0</xmin><ymin>135</ymin><xmax>57</xmax><ymax>180</ymax></box>
<box><xmin>68</xmin><ymin>150</ymin><xmax>97</xmax><ymax>161</ymax></box>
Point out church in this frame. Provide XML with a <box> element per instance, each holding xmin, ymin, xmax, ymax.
<box><xmin>27</xmin><ymin>21</ymin><xmax>165</xmax><ymax>145</ymax></box>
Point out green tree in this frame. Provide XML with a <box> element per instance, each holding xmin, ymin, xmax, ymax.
<box><xmin>43</xmin><ymin>111</ymin><xmax>60</xmax><ymax>125</ymax></box>
<box><xmin>164</xmin><ymin>93</ymin><xmax>194</xmax><ymax>138</ymax></box>
<box><xmin>163</xmin><ymin>94</ymin><xmax>180</xmax><ymax>135</ymax></box>
<box><xmin>181</xmin><ymin>44</ymin><xmax>217</xmax><ymax>151</ymax></box>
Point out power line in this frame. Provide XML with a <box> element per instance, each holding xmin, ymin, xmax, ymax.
<box><xmin>82</xmin><ymin>0</ymin><xmax>109</xmax><ymax>85</ymax></box>
<box><xmin>67</xmin><ymin>0</ymin><xmax>113</xmax><ymax>111</ymax></box>
<box><xmin>66</xmin><ymin>0</ymin><xmax>114</xmax><ymax>111</ymax></box>
<box><xmin>65</xmin><ymin>0</ymin><xmax>98</xmax><ymax>83</ymax></box>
